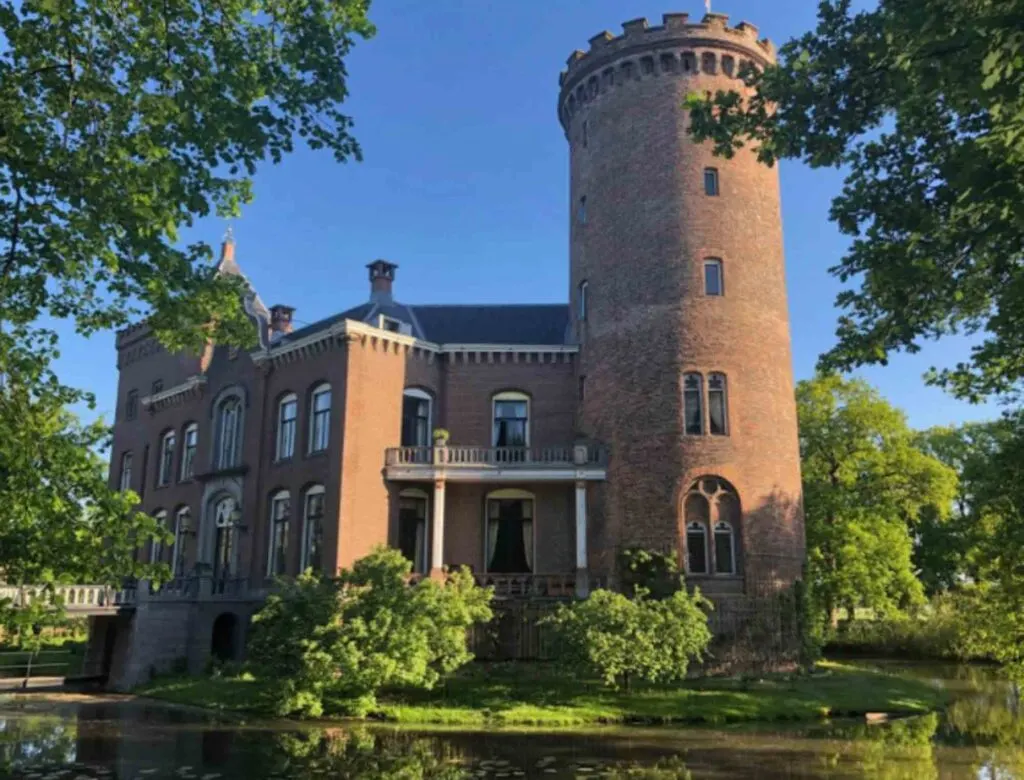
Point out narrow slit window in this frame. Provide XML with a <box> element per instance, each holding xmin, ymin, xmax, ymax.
<box><xmin>704</xmin><ymin>259</ymin><xmax>723</xmax><ymax>296</ymax></box>
<box><xmin>578</xmin><ymin>195</ymin><xmax>587</xmax><ymax>225</ymax></box>
<box><xmin>704</xmin><ymin>168</ymin><xmax>719</xmax><ymax>196</ymax></box>
<box><xmin>578</xmin><ymin>280</ymin><xmax>588</xmax><ymax>321</ymax></box>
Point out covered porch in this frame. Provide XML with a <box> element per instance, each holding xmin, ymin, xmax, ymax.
<box><xmin>384</xmin><ymin>445</ymin><xmax>606</xmax><ymax>598</ymax></box>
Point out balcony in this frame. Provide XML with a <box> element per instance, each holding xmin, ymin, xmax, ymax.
<box><xmin>384</xmin><ymin>445</ymin><xmax>607</xmax><ymax>482</ymax></box>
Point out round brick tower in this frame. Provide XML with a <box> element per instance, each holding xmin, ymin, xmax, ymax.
<box><xmin>559</xmin><ymin>12</ymin><xmax>804</xmax><ymax>594</ymax></box>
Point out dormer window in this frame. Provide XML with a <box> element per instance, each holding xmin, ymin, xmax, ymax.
<box><xmin>379</xmin><ymin>315</ymin><xmax>411</xmax><ymax>335</ymax></box>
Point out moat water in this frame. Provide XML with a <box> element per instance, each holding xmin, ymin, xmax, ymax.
<box><xmin>0</xmin><ymin>662</ymin><xmax>1020</xmax><ymax>779</ymax></box>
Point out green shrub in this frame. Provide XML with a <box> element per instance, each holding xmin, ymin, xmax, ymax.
<box><xmin>618</xmin><ymin>548</ymin><xmax>682</xmax><ymax>600</ymax></box>
<box><xmin>248</xmin><ymin>547</ymin><xmax>493</xmax><ymax>717</ymax></box>
<box><xmin>544</xmin><ymin>588</ymin><xmax>712</xmax><ymax>690</ymax></box>
<box><xmin>825</xmin><ymin>594</ymin><xmax>971</xmax><ymax>660</ymax></box>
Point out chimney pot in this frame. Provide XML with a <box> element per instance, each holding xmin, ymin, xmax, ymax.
<box><xmin>269</xmin><ymin>304</ymin><xmax>295</xmax><ymax>336</ymax></box>
<box><xmin>367</xmin><ymin>259</ymin><xmax>398</xmax><ymax>304</ymax></box>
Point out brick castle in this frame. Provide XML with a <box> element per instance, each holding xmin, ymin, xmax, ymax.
<box><xmin>99</xmin><ymin>11</ymin><xmax>804</xmax><ymax>685</ymax></box>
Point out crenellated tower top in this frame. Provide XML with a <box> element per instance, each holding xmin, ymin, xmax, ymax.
<box><xmin>557</xmin><ymin>12</ymin><xmax>774</xmax><ymax>133</ymax></box>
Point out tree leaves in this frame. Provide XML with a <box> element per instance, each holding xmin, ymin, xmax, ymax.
<box><xmin>688</xmin><ymin>0</ymin><xmax>1024</xmax><ymax>400</ymax></box>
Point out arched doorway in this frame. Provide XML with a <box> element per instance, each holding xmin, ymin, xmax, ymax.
<box><xmin>210</xmin><ymin>612</ymin><xmax>238</xmax><ymax>662</ymax></box>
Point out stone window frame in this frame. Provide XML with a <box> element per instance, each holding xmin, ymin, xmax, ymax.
<box><xmin>683</xmin><ymin>477</ymin><xmax>742</xmax><ymax>577</ymax></box>
<box><xmin>210</xmin><ymin>385</ymin><xmax>246</xmax><ymax>471</ymax></box>
<box><xmin>275</xmin><ymin>392</ymin><xmax>298</xmax><ymax>461</ymax></box>
<box><xmin>578</xmin><ymin>279</ymin><xmax>588</xmax><ymax>321</ymax></box>
<box><xmin>267</xmin><ymin>489</ymin><xmax>291</xmax><ymax>578</ymax></box>
<box><xmin>491</xmin><ymin>390</ymin><xmax>531</xmax><ymax>447</ymax></box>
<box><xmin>172</xmin><ymin>505</ymin><xmax>190</xmax><ymax>576</ymax></box>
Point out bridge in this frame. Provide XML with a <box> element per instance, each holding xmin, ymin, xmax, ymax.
<box><xmin>0</xmin><ymin>584</ymin><xmax>137</xmax><ymax>615</ymax></box>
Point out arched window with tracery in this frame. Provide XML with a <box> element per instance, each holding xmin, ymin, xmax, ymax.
<box><xmin>212</xmin><ymin>496</ymin><xmax>237</xmax><ymax>579</ymax></box>
<box><xmin>683</xmin><ymin>477</ymin><xmax>741</xmax><ymax>576</ymax></box>
<box><xmin>215</xmin><ymin>395</ymin><xmax>242</xmax><ymax>469</ymax></box>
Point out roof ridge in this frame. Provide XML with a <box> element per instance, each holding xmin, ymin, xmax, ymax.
<box><xmin>410</xmin><ymin>302</ymin><xmax>569</xmax><ymax>309</ymax></box>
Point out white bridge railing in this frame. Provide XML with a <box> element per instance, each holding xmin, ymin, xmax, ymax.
<box><xmin>0</xmin><ymin>584</ymin><xmax>136</xmax><ymax>612</ymax></box>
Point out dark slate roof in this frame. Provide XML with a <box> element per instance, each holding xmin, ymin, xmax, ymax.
<box><xmin>412</xmin><ymin>305</ymin><xmax>569</xmax><ymax>345</ymax></box>
<box><xmin>279</xmin><ymin>302</ymin><xmax>570</xmax><ymax>347</ymax></box>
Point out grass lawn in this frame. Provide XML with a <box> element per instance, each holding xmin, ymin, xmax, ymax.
<box><xmin>137</xmin><ymin>660</ymin><xmax>948</xmax><ymax>727</ymax></box>
<box><xmin>0</xmin><ymin>642</ymin><xmax>85</xmax><ymax>679</ymax></box>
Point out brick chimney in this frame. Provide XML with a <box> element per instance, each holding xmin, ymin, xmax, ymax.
<box><xmin>367</xmin><ymin>259</ymin><xmax>398</xmax><ymax>304</ymax></box>
<box><xmin>269</xmin><ymin>304</ymin><xmax>295</xmax><ymax>336</ymax></box>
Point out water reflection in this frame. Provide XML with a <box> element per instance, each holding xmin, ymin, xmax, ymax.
<box><xmin>0</xmin><ymin>663</ymin><xmax>1021</xmax><ymax>779</ymax></box>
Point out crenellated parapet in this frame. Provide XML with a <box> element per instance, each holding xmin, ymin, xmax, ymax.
<box><xmin>558</xmin><ymin>12</ymin><xmax>774</xmax><ymax>131</ymax></box>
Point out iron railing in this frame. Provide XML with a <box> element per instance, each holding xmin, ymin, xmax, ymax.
<box><xmin>385</xmin><ymin>445</ymin><xmax>607</xmax><ymax>468</ymax></box>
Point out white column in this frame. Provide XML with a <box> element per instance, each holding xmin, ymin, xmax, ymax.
<box><xmin>431</xmin><ymin>479</ymin><xmax>446</xmax><ymax>576</ymax></box>
<box><xmin>575</xmin><ymin>480</ymin><xmax>589</xmax><ymax>597</ymax></box>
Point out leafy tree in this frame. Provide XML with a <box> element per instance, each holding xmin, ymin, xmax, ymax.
<box><xmin>0</xmin><ymin>0</ymin><xmax>374</xmax><ymax>586</ymax></box>
<box><xmin>618</xmin><ymin>547</ymin><xmax>682</xmax><ymax>600</ymax></box>
<box><xmin>544</xmin><ymin>588</ymin><xmax>712</xmax><ymax>690</ymax></box>
<box><xmin>248</xmin><ymin>547</ymin><xmax>493</xmax><ymax>717</ymax></box>
<box><xmin>687</xmin><ymin>0</ymin><xmax>1024</xmax><ymax>400</ymax></box>
<box><xmin>797</xmin><ymin>375</ymin><xmax>957</xmax><ymax>623</ymax></box>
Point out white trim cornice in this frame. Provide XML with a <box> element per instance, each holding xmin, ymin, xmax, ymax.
<box><xmin>141</xmin><ymin>375</ymin><xmax>207</xmax><ymax>412</ymax></box>
<box><xmin>251</xmin><ymin>318</ymin><xmax>579</xmax><ymax>367</ymax></box>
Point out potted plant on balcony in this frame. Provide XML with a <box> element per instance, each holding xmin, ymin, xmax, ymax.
<box><xmin>432</xmin><ymin>428</ymin><xmax>451</xmax><ymax>446</ymax></box>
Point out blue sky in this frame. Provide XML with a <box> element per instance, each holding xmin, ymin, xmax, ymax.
<box><xmin>54</xmin><ymin>0</ymin><xmax>996</xmax><ymax>430</ymax></box>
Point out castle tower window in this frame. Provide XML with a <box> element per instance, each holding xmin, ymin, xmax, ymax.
<box><xmin>576</xmin><ymin>85</ymin><xmax>586</xmax><ymax>104</ymax></box>
<box><xmin>683</xmin><ymin>373</ymin><xmax>704</xmax><ymax>435</ymax></box>
<box><xmin>212</xmin><ymin>497</ymin><xmax>237</xmax><ymax>579</ymax></box>
<box><xmin>701</xmin><ymin>52</ymin><xmax>717</xmax><ymax>74</ymax></box>
<box><xmin>119</xmin><ymin>452</ymin><xmax>133</xmax><ymax>492</ymax></box>
<box><xmin>582</xmin><ymin>120</ymin><xmax>588</xmax><ymax>149</ymax></box>
<box><xmin>708</xmin><ymin>373</ymin><xmax>729</xmax><ymax>436</ymax></box>
<box><xmin>267</xmin><ymin>490</ymin><xmax>291</xmax><ymax>577</ymax></box>
<box><xmin>578</xmin><ymin>280</ymin><xmax>588</xmax><ymax>321</ymax></box>
<box><xmin>567</xmin><ymin>95</ymin><xmax>576</xmax><ymax>116</ymax></box>
<box><xmin>704</xmin><ymin>259</ymin><xmax>723</xmax><ymax>296</ymax></box>
<box><xmin>620</xmin><ymin>61</ymin><xmax>634</xmax><ymax>81</ymax></box>
<box><xmin>180</xmin><ymin>423</ymin><xmax>198</xmax><ymax>481</ymax></box>
<box><xmin>721</xmin><ymin>55</ymin><xmax>736</xmax><ymax>77</ymax></box>
<box><xmin>714</xmin><ymin>521</ymin><xmax>736</xmax><ymax>575</ymax></box>
<box><xmin>587</xmin><ymin>76</ymin><xmax>598</xmax><ymax>99</ymax></box>
<box><xmin>150</xmin><ymin>509</ymin><xmax>168</xmax><ymax>564</ymax></box>
<box><xmin>309</xmin><ymin>383</ymin><xmax>332</xmax><ymax>453</ymax></box>
<box><xmin>660</xmin><ymin>53</ymin><xmax>676</xmax><ymax>74</ymax></box>
<box><xmin>276</xmin><ymin>393</ymin><xmax>298</xmax><ymax>460</ymax></box>
<box><xmin>578</xmin><ymin>195</ymin><xmax>587</xmax><ymax>225</ymax></box>
<box><xmin>704</xmin><ymin>167</ymin><xmax>720</xmax><ymax>196</ymax></box>
<box><xmin>125</xmin><ymin>390</ymin><xmax>138</xmax><ymax>422</ymax></box>
<box><xmin>640</xmin><ymin>56</ymin><xmax>654</xmax><ymax>75</ymax></box>
<box><xmin>301</xmin><ymin>486</ymin><xmax>325</xmax><ymax>572</ymax></box>
<box><xmin>681</xmin><ymin>51</ymin><xmax>696</xmax><ymax>73</ymax></box>
<box><xmin>157</xmin><ymin>430</ymin><xmax>176</xmax><ymax>487</ymax></box>
<box><xmin>685</xmin><ymin>498</ymin><xmax>710</xmax><ymax>575</ymax></box>
<box><xmin>579</xmin><ymin>375</ymin><xmax>586</xmax><ymax>402</ymax></box>
<box><xmin>602</xmin><ymin>68</ymin><xmax>614</xmax><ymax>89</ymax></box>
<box><xmin>493</xmin><ymin>391</ymin><xmax>530</xmax><ymax>448</ymax></box>
<box><xmin>398</xmin><ymin>488</ymin><xmax>429</xmax><ymax>575</ymax></box>
<box><xmin>401</xmin><ymin>388</ymin><xmax>432</xmax><ymax>447</ymax></box>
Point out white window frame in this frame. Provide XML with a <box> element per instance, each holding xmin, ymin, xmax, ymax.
<box><xmin>402</xmin><ymin>388</ymin><xmax>433</xmax><ymax>447</ymax></box>
<box><xmin>300</xmin><ymin>485</ymin><xmax>326</xmax><ymax>572</ymax></box>
<box><xmin>399</xmin><ymin>487</ymin><xmax>431</xmax><ymax>575</ymax></box>
<box><xmin>180</xmin><ymin>423</ymin><xmax>198</xmax><ymax>481</ymax></box>
<box><xmin>267</xmin><ymin>490</ymin><xmax>291</xmax><ymax>577</ymax></box>
<box><xmin>686</xmin><ymin>520</ymin><xmax>709</xmax><ymax>575</ymax></box>
<box><xmin>172</xmin><ymin>506</ymin><xmax>190</xmax><ymax>576</ymax></box>
<box><xmin>216</xmin><ymin>397</ymin><xmax>242</xmax><ymax>469</ymax></box>
<box><xmin>157</xmin><ymin>430</ymin><xmax>176</xmax><ymax>487</ymax></box>
<box><xmin>150</xmin><ymin>509</ymin><xmax>168</xmax><ymax>564</ymax></box>
<box><xmin>119</xmin><ymin>452</ymin><xmax>133</xmax><ymax>492</ymax></box>
<box><xmin>309</xmin><ymin>383</ymin><xmax>332</xmax><ymax>453</ymax></box>
<box><xmin>491</xmin><ymin>391</ymin><xmax>531</xmax><ymax>447</ymax></box>
<box><xmin>483</xmin><ymin>488</ymin><xmax>536</xmax><ymax>575</ymax></box>
<box><xmin>714</xmin><ymin>520</ymin><xmax>736</xmax><ymax>575</ymax></box>
<box><xmin>578</xmin><ymin>280</ymin><xmax>588</xmax><ymax>321</ymax></box>
<box><xmin>704</xmin><ymin>259</ymin><xmax>723</xmax><ymax>296</ymax></box>
<box><xmin>276</xmin><ymin>393</ymin><xmax>298</xmax><ymax>461</ymax></box>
